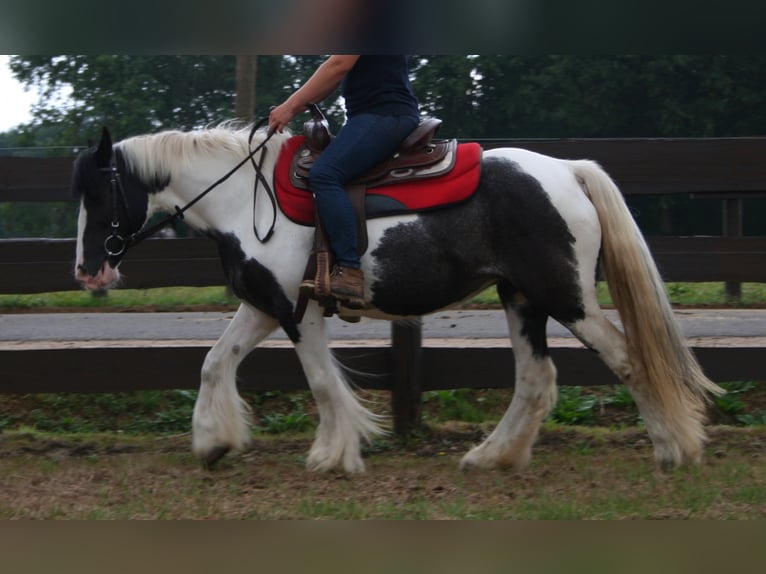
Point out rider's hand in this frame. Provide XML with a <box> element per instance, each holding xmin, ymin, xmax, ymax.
<box><xmin>269</xmin><ymin>102</ymin><xmax>304</xmax><ymax>133</ymax></box>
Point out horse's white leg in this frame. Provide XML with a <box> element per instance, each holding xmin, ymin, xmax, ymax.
<box><xmin>293</xmin><ymin>305</ymin><xmax>386</xmax><ymax>473</ymax></box>
<box><xmin>461</xmin><ymin>300</ymin><xmax>558</xmax><ymax>470</ymax></box>
<box><xmin>192</xmin><ymin>303</ymin><xmax>278</xmax><ymax>465</ymax></box>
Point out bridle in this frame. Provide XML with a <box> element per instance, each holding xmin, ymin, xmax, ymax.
<box><xmin>99</xmin><ymin>116</ymin><xmax>277</xmax><ymax>261</ymax></box>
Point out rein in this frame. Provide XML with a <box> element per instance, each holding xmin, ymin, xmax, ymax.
<box><xmin>103</xmin><ymin>117</ymin><xmax>277</xmax><ymax>259</ymax></box>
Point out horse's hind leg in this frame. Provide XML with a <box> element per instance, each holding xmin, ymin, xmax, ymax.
<box><xmin>192</xmin><ymin>303</ymin><xmax>278</xmax><ymax>467</ymax></box>
<box><xmin>562</xmin><ymin>302</ymin><xmax>703</xmax><ymax>467</ymax></box>
<box><xmin>461</xmin><ymin>288</ymin><xmax>558</xmax><ymax>470</ymax></box>
<box><xmin>293</xmin><ymin>304</ymin><xmax>385</xmax><ymax>473</ymax></box>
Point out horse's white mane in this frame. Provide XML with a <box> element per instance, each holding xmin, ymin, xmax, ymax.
<box><xmin>117</xmin><ymin>123</ymin><xmax>292</xmax><ymax>182</ymax></box>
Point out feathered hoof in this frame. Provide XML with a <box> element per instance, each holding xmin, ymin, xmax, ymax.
<box><xmin>201</xmin><ymin>445</ymin><xmax>230</xmax><ymax>470</ymax></box>
<box><xmin>459</xmin><ymin>450</ymin><xmax>494</xmax><ymax>472</ymax></box>
<box><xmin>306</xmin><ymin>450</ymin><xmax>366</xmax><ymax>474</ymax></box>
<box><xmin>655</xmin><ymin>450</ymin><xmax>702</xmax><ymax>472</ymax></box>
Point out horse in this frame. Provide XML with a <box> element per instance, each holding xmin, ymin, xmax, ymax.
<box><xmin>72</xmin><ymin>124</ymin><xmax>724</xmax><ymax>473</ymax></box>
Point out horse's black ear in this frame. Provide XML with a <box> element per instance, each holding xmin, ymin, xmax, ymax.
<box><xmin>94</xmin><ymin>127</ymin><xmax>113</xmax><ymax>167</ymax></box>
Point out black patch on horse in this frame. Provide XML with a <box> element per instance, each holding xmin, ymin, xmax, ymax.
<box><xmin>209</xmin><ymin>231</ymin><xmax>300</xmax><ymax>343</ymax></box>
<box><xmin>73</xmin><ymin>147</ymin><xmax>165</xmax><ymax>274</ymax></box>
<box><xmin>72</xmin><ymin>143</ymin><xmax>170</xmax><ymax>202</ymax></box>
<box><xmin>370</xmin><ymin>156</ymin><xmax>586</xmax><ymax>326</ymax></box>
<box><xmin>496</xmin><ymin>281</ymin><xmax>551</xmax><ymax>359</ymax></box>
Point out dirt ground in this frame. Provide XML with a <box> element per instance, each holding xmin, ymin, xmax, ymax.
<box><xmin>1</xmin><ymin>302</ymin><xmax>764</xmax><ymax>518</ymax></box>
<box><xmin>0</xmin><ymin>422</ymin><xmax>763</xmax><ymax>519</ymax></box>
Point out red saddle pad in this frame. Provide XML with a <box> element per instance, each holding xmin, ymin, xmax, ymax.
<box><xmin>273</xmin><ymin>136</ymin><xmax>482</xmax><ymax>226</ymax></box>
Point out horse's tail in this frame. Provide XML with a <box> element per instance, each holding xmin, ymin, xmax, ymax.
<box><xmin>569</xmin><ymin>159</ymin><xmax>724</xmax><ymax>459</ymax></box>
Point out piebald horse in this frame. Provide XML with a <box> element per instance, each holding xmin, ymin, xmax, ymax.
<box><xmin>73</xmin><ymin>125</ymin><xmax>723</xmax><ymax>473</ymax></box>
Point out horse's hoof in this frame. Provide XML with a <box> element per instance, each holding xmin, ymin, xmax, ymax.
<box><xmin>201</xmin><ymin>446</ymin><xmax>230</xmax><ymax>470</ymax></box>
<box><xmin>459</xmin><ymin>452</ymin><xmax>482</xmax><ymax>472</ymax></box>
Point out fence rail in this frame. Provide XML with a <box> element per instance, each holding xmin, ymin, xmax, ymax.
<box><xmin>2</xmin><ymin>138</ymin><xmax>765</xmax><ymax>433</ymax></box>
<box><xmin>4</xmin><ymin>137</ymin><xmax>766</xmax><ymax>199</ymax></box>
<box><xmin>2</xmin><ymin>235</ymin><xmax>766</xmax><ymax>295</ymax></box>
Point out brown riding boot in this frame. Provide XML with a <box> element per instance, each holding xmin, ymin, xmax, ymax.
<box><xmin>329</xmin><ymin>265</ymin><xmax>365</xmax><ymax>307</ymax></box>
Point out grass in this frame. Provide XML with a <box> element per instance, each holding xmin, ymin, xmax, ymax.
<box><xmin>1</xmin><ymin>282</ymin><xmax>765</xmax><ymax>310</ymax></box>
<box><xmin>0</xmin><ymin>286</ymin><xmax>239</xmax><ymax>310</ymax></box>
<box><xmin>0</xmin><ymin>390</ymin><xmax>322</xmax><ymax>436</ymax></box>
<box><xmin>0</xmin><ymin>384</ymin><xmax>763</xmax><ymax>519</ymax></box>
<box><xmin>421</xmin><ymin>383</ymin><xmax>766</xmax><ymax>430</ymax></box>
<box><xmin>0</xmin><ymin>424</ymin><xmax>762</xmax><ymax>519</ymax></box>
<box><xmin>2</xmin><ymin>380</ymin><xmax>764</xmax><ymax>440</ymax></box>
<box><xmin>0</xmin><ymin>282</ymin><xmax>763</xmax><ymax>518</ymax></box>
<box><xmin>471</xmin><ymin>282</ymin><xmax>766</xmax><ymax>308</ymax></box>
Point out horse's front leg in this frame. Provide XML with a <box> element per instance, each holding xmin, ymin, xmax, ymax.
<box><xmin>192</xmin><ymin>303</ymin><xmax>278</xmax><ymax>467</ymax></box>
<box><xmin>294</xmin><ymin>305</ymin><xmax>386</xmax><ymax>473</ymax></box>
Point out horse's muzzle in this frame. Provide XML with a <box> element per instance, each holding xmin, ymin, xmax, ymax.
<box><xmin>74</xmin><ymin>260</ymin><xmax>120</xmax><ymax>290</ymax></box>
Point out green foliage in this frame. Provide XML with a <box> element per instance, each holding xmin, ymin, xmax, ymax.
<box><xmin>259</xmin><ymin>411</ymin><xmax>312</xmax><ymax>434</ymax></box>
<box><xmin>714</xmin><ymin>382</ymin><xmax>752</xmax><ymax>414</ymax></box>
<box><xmin>409</xmin><ymin>55</ymin><xmax>480</xmax><ymax>139</ymax></box>
<box><xmin>406</xmin><ymin>55</ymin><xmax>766</xmax><ymax>140</ymax></box>
<box><xmin>736</xmin><ymin>411</ymin><xmax>766</xmax><ymax>426</ymax></box>
<box><xmin>423</xmin><ymin>389</ymin><xmax>488</xmax><ymax>423</ymax></box>
<box><xmin>10</xmin><ymin>54</ymin><xmax>766</xmax><ymax>146</ymax></box>
<box><xmin>0</xmin><ymin>390</ymin><xmax>197</xmax><ymax>434</ymax></box>
<box><xmin>610</xmin><ymin>385</ymin><xmax>636</xmax><ymax>408</ymax></box>
<box><xmin>5</xmin><ymin>55</ymin><xmax>333</xmax><ymax>147</ymax></box>
<box><xmin>9</xmin><ymin>55</ymin><xmax>238</xmax><ymax>143</ymax></box>
<box><xmin>712</xmin><ymin>382</ymin><xmax>757</xmax><ymax>423</ymax></box>
<box><xmin>0</xmin><ymin>382</ymin><xmax>763</xmax><ymax>442</ymax></box>
<box><xmin>0</xmin><ymin>202</ymin><xmax>79</xmax><ymax>238</ymax></box>
<box><xmin>0</xmin><ymin>286</ymin><xmax>239</xmax><ymax>309</ymax></box>
<box><xmin>256</xmin><ymin>393</ymin><xmax>314</xmax><ymax>434</ymax></box>
<box><xmin>0</xmin><ymin>389</ymin><xmax>323</xmax><ymax>436</ymax></box>
<box><xmin>6</xmin><ymin>54</ymin><xmax>766</xmax><ymax>238</ymax></box>
<box><xmin>549</xmin><ymin>387</ymin><xmax>599</xmax><ymax>425</ymax></box>
<box><xmin>467</xmin><ymin>282</ymin><xmax>766</xmax><ymax>309</ymax></box>
<box><xmin>421</xmin><ymin>385</ymin><xmax>643</xmax><ymax>428</ymax></box>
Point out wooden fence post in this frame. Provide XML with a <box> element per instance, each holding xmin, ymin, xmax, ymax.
<box><xmin>390</xmin><ymin>319</ymin><xmax>423</xmax><ymax>436</ymax></box>
<box><xmin>723</xmin><ymin>198</ymin><xmax>743</xmax><ymax>301</ymax></box>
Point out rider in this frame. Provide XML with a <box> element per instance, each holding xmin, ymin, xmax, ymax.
<box><xmin>269</xmin><ymin>55</ymin><xmax>420</xmax><ymax>306</ymax></box>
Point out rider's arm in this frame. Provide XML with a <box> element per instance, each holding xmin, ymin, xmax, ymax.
<box><xmin>269</xmin><ymin>55</ymin><xmax>359</xmax><ymax>133</ymax></box>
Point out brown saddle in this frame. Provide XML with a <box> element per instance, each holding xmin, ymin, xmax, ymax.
<box><xmin>290</xmin><ymin>117</ymin><xmax>456</xmax><ymax>197</ymax></box>
<box><xmin>293</xmin><ymin>104</ymin><xmax>457</xmax><ymax>322</ymax></box>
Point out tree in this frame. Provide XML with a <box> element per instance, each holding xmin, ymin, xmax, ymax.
<box><xmin>9</xmin><ymin>55</ymin><xmax>238</xmax><ymax>143</ymax></box>
<box><xmin>409</xmin><ymin>55</ymin><xmax>480</xmax><ymax>139</ymax></box>
<box><xmin>7</xmin><ymin>55</ymin><xmax>339</xmax><ymax>144</ymax></box>
<box><xmin>235</xmin><ymin>55</ymin><xmax>257</xmax><ymax>123</ymax></box>
<box><xmin>6</xmin><ymin>54</ymin><xmax>766</xmax><ymax>237</ymax></box>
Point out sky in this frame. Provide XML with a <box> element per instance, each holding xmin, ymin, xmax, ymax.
<box><xmin>0</xmin><ymin>55</ymin><xmax>37</xmax><ymax>132</ymax></box>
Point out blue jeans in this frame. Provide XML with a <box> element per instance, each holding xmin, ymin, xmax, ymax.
<box><xmin>309</xmin><ymin>112</ymin><xmax>419</xmax><ymax>269</ymax></box>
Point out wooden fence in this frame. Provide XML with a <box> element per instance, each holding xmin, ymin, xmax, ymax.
<box><xmin>2</xmin><ymin>138</ymin><xmax>766</xmax><ymax>433</ymax></box>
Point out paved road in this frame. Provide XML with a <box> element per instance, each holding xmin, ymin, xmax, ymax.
<box><xmin>1</xmin><ymin>308</ymin><xmax>764</xmax><ymax>343</ymax></box>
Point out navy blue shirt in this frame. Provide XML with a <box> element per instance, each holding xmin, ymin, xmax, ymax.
<box><xmin>341</xmin><ymin>56</ymin><xmax>419</xmax><ymax>118</ymax></box>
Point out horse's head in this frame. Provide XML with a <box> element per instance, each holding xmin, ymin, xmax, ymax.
<box><xmin>73</xmin><ymin>127</ymin><xmax>151</xmax><ymax>290</ymax></box>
